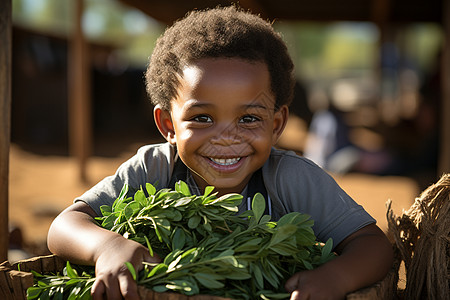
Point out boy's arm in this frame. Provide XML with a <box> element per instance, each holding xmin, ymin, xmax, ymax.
<box><xmin>285</xmin><ymin>223</ymin><xmax>394</xmax><ymax>300</ymax></box>
<box><xmin>47</xmin><ymin>201</ymin><xmax>161</xmax><ymax>300</ymax></box>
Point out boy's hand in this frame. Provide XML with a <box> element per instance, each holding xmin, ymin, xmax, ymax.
<box><xmin>91</xmin><ymin>236</ymin><xmax>161</xmax><ymax>300</ymax></box>
<box><xmin>285</xmin><ymin>269</ymin><xmax>346</xmax><ymax>300</ymax></box>
<box><xmin>285</xmin><ymin>223</ymin><xmax>393</xmax><ymax>300</ymax></box>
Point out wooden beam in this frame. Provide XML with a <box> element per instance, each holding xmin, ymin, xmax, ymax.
<box><xmin>0</xmin><ymin>0</ymin><xmax>11</xmax><ymax>262</ymax></box>
<box><xmin>439</xmin><ymin>0</ymin><xmax>450</xmax><ymax>175</ymax></box>
<box><xmin>371</xmin><ymin>0</ymin><xmax>391</xmax><ymax>27</ymax></box>
<box><xmin>68</xmin><ymin>0</ymin><xmax>92</xmax><ymax>182</ymax></box>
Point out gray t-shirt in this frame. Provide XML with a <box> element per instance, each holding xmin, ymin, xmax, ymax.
<box><xmin>76</xmin><ymin>142</ymin><xmax>375</xmax><ymax>247</ymax></box>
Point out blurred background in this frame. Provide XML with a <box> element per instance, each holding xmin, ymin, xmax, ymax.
<box><xmin>5</xmin><ymin>0</ymin><xmax>448</xmax><ymax>262</ymax></box>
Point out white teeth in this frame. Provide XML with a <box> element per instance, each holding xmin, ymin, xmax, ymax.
<box><xmin>210</xmin><ymin>157</ymin><xmax>241</xmax><ymax>165</ymax></box>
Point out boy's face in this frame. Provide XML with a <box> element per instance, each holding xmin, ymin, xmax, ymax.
<box><xmin>156</xmin><ymin>58</ymin><xmax>288</xmax><ymax>195</ymax></box>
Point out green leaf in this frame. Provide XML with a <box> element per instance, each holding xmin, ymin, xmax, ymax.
<box><xmin>268</xmin><ymin>224</ymin><xmax>297</xmax><ymax>247</ymax></box>
<box><xmin>188</xmin><ymin>215</ymin><xmax>201</xmax><ymax>229</ymax></box>
<box><xmin>54</xmin><ymin>287</ymin><xmax>64</xmax><ymax>300</ymax></box>
<box><xmin>113</xmin><ymin>185</ymin><xmax>129</xmax><ymax>210</ymax></box>
<box><xmin>224</xmin><ymin>269</ymin><xmax>251</xmax><ymax>280</ymax></box>
<box><xmin>209</xmin><ymin>193</ymin><xmax>243</xmax><ymax>206</ymax></box>
<box><xmin>65</xmin><ymin>261</ymin><xmax>78</xmax><ymax>278</ymax></box>
<box><xmin>259</xmin><ymin>215</ymin><xmax>272</xmax><ymax>225</ymax></box>
<box><xmin>215</xmin><ymin>255</ymin><xmax>240</xmax><ymax>267</ymax></box>
<box><xmin>251</xmin><ymin>193</ymin><xmax>266</xmax><ymax>223</ymax></box>
<box><xmin>252</xmin><ymin>264</ymin><xmax>264</xmax><ymax>290</ymax></box>
<box><xmin>277</xmin><ymin>212</ymin><xmax>310</xmax><ymax>226</ymax></box>
<box><xmin>134</xmin><ymin>189</ymin><xmax>147</xmax><ymax>207</ymax></box>
<box><xmin>166</xmin><ymin>280</ymin><xmax>197</xmax><ymax>294</ymax></box>
<box><xmin>203</xmin><ymin>186</ymin><xmax>215</xmax><ymax>197</ymax></box>
<box><xmin>26</xmin><ymin>287</ymin><xmax>42</xmax><ymax>300</ymax></box>
<box><xmin>175</xmin><ymin>180</ymin><xmax>191</xmax><ymax>196</ymax></box>
<box><xmin>67</xmin><ymin>284</ymin><xmax>82</xmax><ymax>300</ymax></box>
<box><xmin>152</xmin><ymin>285</ymin><xmax>169</xmax><ymax>293</ymax></box>
<box><xmin>294</xmin><ymin>230</ymin><xmax>316</xmax><ymax>246</ymax></box>
<box><xmin>172</xmin><ymin>227</ymin><xmax>186</xmax><ymax>250</ymax></box>
<box><xmin>320</xmin><ymin>238</ymin><xmax>334</xmax><ymax>262</ymax></box>
<box><xmin>195</xmin><ymin>273</ymin><xmax>224</xmax><ymax>289</ymax></box>
<box><xmin>261</xmin><ymin>272</ymin><xmax>279</xmax><ymax>289</ymax></box>
<box><xmin>99</xmin><ymin>205</ymin><xmax>112</xmax><ymax>217</ymax></box>
<box><xmin>124</xmin><ymin>203</ymin><xmax>137</xmax><ymax>220</ymax></box>
<box><xmin>100</xmin><ymin>213</ymin><xmax>117</xmax><ymax>229</ymax></box>
<box><xmin>172</xmin><ymin>196</ymin><xmax>193</xmax><ymax>207</ymax></box>
<box><xmin>78</xmin><ymin>285</ymin><xmax>92</xmax><ymax>300</ymax></box>
<box><xmin>168</xmin><ymin>254</ymin><xmax>182</xmax><ymax>271</ymax></box>
<box><xmin>270</xmin><ymin>243</ymin><xmax>299</xmax><ymax>256</ymax></box>
<box><xmin>303</xmin><ymin>260</ymin><xmax>313</xmax><ymax>270</ymax></box>
<box><xmin>146</xmin><ymin>183</ymin><xmax>156</xmax><ymax>196</ymax></box>
<box><xmin>142</xmin><ymin>235</ymin><xmax>154</xmax><ymax>257</ymax></box>
<box><xmin>203</xmin><ymin>222</ymin><xmax>212</xmax><ymax>232</ymax></box>
<box><xmin>235</xmin><ymin>238</ymin><xmax>262</xmax><ymax>252</ymax></box>
<box><xmin>146</xmin><ymin>263</ymin><xmax>168</xmax><ymax>278</ymax></box>
<box><xmin>125</xmin><ymin>262</ymin><xmax>137</xmax><ymax>281</ymax></box>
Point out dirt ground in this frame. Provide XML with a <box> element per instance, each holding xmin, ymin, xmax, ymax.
<box><xmin>8</xmin><ymin>142</ymin><xmax>421</xmax><ymax>260</ymax></box>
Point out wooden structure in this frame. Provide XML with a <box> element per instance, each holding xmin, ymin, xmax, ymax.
<box><xmin>1</xmin><ymin>254</ymin><xmax>399</xmax><ymax>300</ymax></box>
<box><xmin>441</xmin><ymin>0</ymin><xmax>450</xmax><ymax>175</ymax></box>
<box><xmin>1</xmin><ymin>0</ymin><xmax>450</xmax><ymax>263</ymax></box>
<box><xmin>69</xmin><ymin>0</ymin><xmax>92</xmax><ymax>182</ymax></box>
<box><xmin>0</xmin><ymin>0</ymin><xmax>12</xmax><ymax>263</ymax></box>
<box><xmin>119</xmin><ymin>0</ymin><xmax>443</xmax><ymax>24</ymax></box>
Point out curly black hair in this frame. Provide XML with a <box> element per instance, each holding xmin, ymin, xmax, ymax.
<box><xmin>145</xmin><ymin>5</ymin><xmax>294</xmax><ymax>111</ymax></box>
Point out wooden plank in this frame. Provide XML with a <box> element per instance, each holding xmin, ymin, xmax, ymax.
<box><xmin>0</xmin><ymin>265</ymin><xmax>14</xmax><ymax>300</ymax></box>
<box><xmin>8</xmin><ymin>270</ymin><xmax>33</xmax><ymax>300</ymax></box>
<box><xmin>439</xmin><ymin>0</ymin><xmax>450</xmax><ymax>175</ymax></box>
<box><xmin>68</xmin><ymin>0</ymin><xmax>92</xmax><ymax>182</ymax></box>
<box><xmin>0</xmin><ymin>0</ymin><xmax>12</xmax><ymax>263</ymax></box>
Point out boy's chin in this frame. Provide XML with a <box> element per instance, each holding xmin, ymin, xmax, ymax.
<box><xmin>203</xmin><ymin>178</ymin><xmax>248</xmax><ymax>194</ymax></box>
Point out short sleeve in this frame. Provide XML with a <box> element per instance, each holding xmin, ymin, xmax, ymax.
<box><xmin>74</xmin><ymin>143</ymin><xmax>175</xmax><ymax>216</ymax></box>
<box><xmin>263</xmin><ymin>149</ymin><xmax>375</xmax><ymax>248</ymax></box>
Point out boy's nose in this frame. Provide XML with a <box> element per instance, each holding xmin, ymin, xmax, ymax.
<box><xmin>210</xmin><ymin>124</ymin><xmax>241</xmax><ymax>145</ymax></box>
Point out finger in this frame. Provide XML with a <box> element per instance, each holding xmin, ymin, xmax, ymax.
<box><xmin>146</xmin><ymin>251</ymin><xmax>162</xmax><ymax>264</ymax></box>
<box><xmin>285</xmin><ymin>272</ymin><xmax>300</xmax><ymax>292</ymax></box>
<box><xmin>91</xmin><ymin>279</ymin><xmax>105</xmax><ymax>300</ymax></box>
<box><xmin>118</xmin><ymin>273</ymin><xmax>140</xmax><ymax>300</ymax></box>
<box><xmin>291</xmin><ymin>290</ymin><xmax>311</xmax><ymax>300</ymax></box>
<box><xmin>290</xmin><ymin>290</ymin><xmax>301</xmax><ymax>300</ymax></box>
<box><xmin>103</xmin><ymin>274</ymin><xmax>123</xmax><ymax>300</ymax></box>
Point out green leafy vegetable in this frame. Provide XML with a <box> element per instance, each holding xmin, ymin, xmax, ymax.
<box><xmin>28</xmin><ymin>182</ymin><xmax>335</xmax><ymax>299</ymax></box>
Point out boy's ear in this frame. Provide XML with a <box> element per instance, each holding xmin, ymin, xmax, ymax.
<box><xmin>154</xmin><ymin>105</ymin><xmax>176</xmax><ymax>145</ymax></box>
<box><xmin>272</xmin><ymin>105</ymin><xmax>289</xmax><ymax>144</ymax></box>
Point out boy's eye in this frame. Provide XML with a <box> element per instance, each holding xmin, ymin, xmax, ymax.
<box><xmin>192</xmin><ymin>115</ymin><xmax>212</xmax><ymax>123</ymax></box>
<box><xmin>239</xmin><ymin>115</ymin><xmax>260</xmax><ymax>123</ymax></box>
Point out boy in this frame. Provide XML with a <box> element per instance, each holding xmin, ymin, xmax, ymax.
<box><xmin>47</xmin><ymin>6</ymin><xmax>393</xmax><ymax>300</ymax></box>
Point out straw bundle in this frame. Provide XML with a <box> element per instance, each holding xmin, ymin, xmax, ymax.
<box><xmin>387</xmin><ymin>173</ymin><xmax>450</xmax><ymax>299</ymax></box>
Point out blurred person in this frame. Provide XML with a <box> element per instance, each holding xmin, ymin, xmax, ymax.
<box><xmin>303</xmin><ymin>88</ymin><xmax>360</xmax><ymax>174</ymax></box>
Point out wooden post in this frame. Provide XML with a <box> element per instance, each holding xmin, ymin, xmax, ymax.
<box><xmin>0</xmin><ymin>0</ymin><xmax>12</xmax><ymax>262</ymax></box>
<box><xmin>68</xmin><ymin>0</ymin><xmax>92</xmax><ymax>182</ymax></box>
<box><xmin>439</xmin><ymin>0</ymin><xmax>450</xmax><ymax>175</ymax></box>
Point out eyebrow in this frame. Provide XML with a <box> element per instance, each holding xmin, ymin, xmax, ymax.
<box><xmin>182</xmin><ymin>100</ymin><xmax>272</xmax><ymax>111</ymax></box>
<box><xmin>242</xmin><ymin>103</ymin><xmax>269</xmax><ymax>110</ymax></box>
<box><xmin>183</xmin><ymin>100</ymin><xmax>214</xmax><ymax>110</ymax></box>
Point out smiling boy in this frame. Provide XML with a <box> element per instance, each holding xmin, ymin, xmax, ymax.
<box><xmin>47</xmin><ymin>6</ymin><xmax>393</xmax><ymax>300</ymax></box>
<box><xmin>157</xmin><ymin>58</ymin><xmax>286</xmax><ymax>196</ymax></box>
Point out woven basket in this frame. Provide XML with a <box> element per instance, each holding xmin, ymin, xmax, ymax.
<box><xmin>0</xmin><ymin>253</ymin><xmax>399</xmax><ymax>300</ymax></box>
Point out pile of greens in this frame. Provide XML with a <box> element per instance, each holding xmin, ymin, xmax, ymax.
<box><xmin>27</xmin><ymin>181</ymin><xmax>335</xmax><ymax>300</ymax></box>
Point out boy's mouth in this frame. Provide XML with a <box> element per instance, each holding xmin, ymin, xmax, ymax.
<box><xmin>209</xmin><ymin>157</ymin><xmax>241</xmax><ymax>166</ymax></box>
